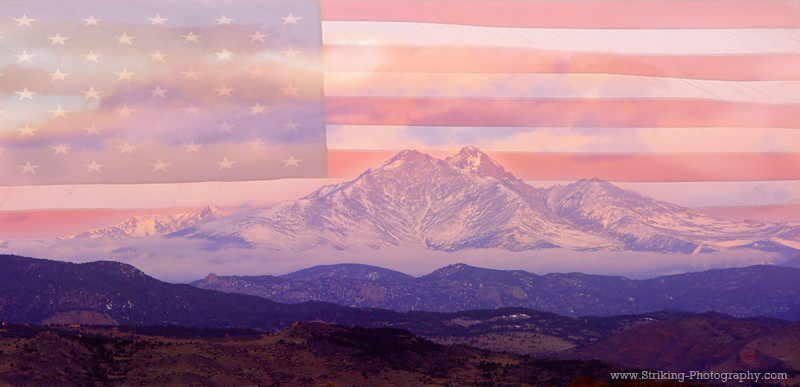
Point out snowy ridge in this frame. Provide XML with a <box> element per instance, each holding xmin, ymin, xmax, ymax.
<box><xmin>63</xmin><ymin>206</ymin><xmax>223</xmax><ymax>240</ymax></box>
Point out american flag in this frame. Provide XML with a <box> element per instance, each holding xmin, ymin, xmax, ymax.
<box><xmin>1</xmin><ymin>0</ymin><xmax>326</xmax><ymax>185</ymax></box>
<box><xmin>1</xmin><ymin>0</ymin><xmax>799</xmax><ymax>217</ymax></box>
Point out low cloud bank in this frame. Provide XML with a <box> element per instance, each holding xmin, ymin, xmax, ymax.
<box><xmin>1</xmin><ymin>236</ymin><xmax>787</xmax><ymax>283</ymax></box>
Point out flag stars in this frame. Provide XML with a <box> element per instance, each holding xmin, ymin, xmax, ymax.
<box><xmin>282</xmin><ymin>48</ymin><xmax>300</xmax><ymax>58</ymax></box>
<box><xmin>149</xmin><ymin>50</ymin><xmax>168</xmax><ymax>62</ymax></box>
<box><xmin>183</xmin><ymin>142</ymin><xmax>201</xmax><ymax>153</ymax></box>
<box><xmin>85</xmin><ymin>160</ymin><xmax>104</xmax><ymax>173</ymax></box>
<box><xmin>116</xmin><ymin>32</ymin><xmax>136</xmax><ymax>45</ymax></box>
<box><xmin>19</xmin><ymin>161</ymin><xmax>39</xmax><ymax>174</ymax></box>
<box><xmin>281</xmin><ymin>13</ymin><xmax>301</xmax><ymax>25</ymax></box>
<box><xmin>17</xmin><ymin>124</ymin><xmax>38</xmax><ymax>137</ymax></box>
<box><xmin>116</xmin><ymin>142</ymin><xmax>137</xmax><ymax>154</ymax></box>
<box><xmin>82</xmin><ymin>15</ymin><xmax>101</xmax><ymax>26</ymax></box>
<box><xmin>115</xmin><ymin>105</ymin><xmax>134</xmax><ymax>117</ymax></box>
<box><xmin>281</xmin><ymin>83</ymin><xmax>299</xmax><ymax>97</ymax></box>
<box><xmin>282</xmin><ymin>155</ymin><xmax>302</xmax><ymax>167</ymax></box>
<box><xmin>82</xmin><ymin>86</ymin><xmax>102</xmax><ymax>100</ymax></box>
<box><xmin>215</xmin><ymin>49</ymin><xmax>233</xmax><ymax>61</ymax></box>
<box><xmin>217</xmin><ymin>121</ymin><xmax>234</xmax><ymax>132</ymax></box>
<box><xmin>47</xmin><ymin>33</ymin><xmax>69</xmax><ymax>45</ymax></box>
<box><xmin>181</xmin><ymin>31</ymin><xmax>201</xmax><ymax>43</ymax></box>
<box><xmin>148</xmin><ymin>14</ymin><xmax>168</xmax><ymax>25</ymax></box>
<box><xmin>249</xmin><ymin>31</ymin><xmax>267</xmax><ymax>43</ymax></box>
<box><xmin>215</xmin><ymin>85</ymin><xmax>234</xmax><ymax>97</ymax></box>
<box><xmin>84</xmin><ymin>124</ymin><xmax>103</xmax><ymax>135</ymax></box>
<box><xmin>250</xmin><ymin>102</ymin><xmax>268</xmax><ymax>115</ymax></box>
<box><xmin>15</xmin><ymin>51</ymin><xmax>35</xmax><ymax>64</ymax></box>
<box><xmin>51</xmin><ymin>143</ymin><xmax>71</xmax><ymax>155</ymax></box>
<box><xmin>15</xmin><ymin>14</ymin><xmax>36</xmax><ymax>27</ymax></box>
<box><xmin>182</xmin><ymin>69</ymin><xmax>200</xmax><ymax>80</ymax></box>
<box><xmin>49</xmin><ymin>106</ymin><xmax>70</xmax><ymax>118</ymax></box>
<box><xmin>150</xmin><ymin>85</ymin><xmax>168</xmax><ymax>98</ymax></box>
<box><xmin>149</xmin><ymin>160</ymin><xmax>170</xmax><ymax>172</ymax></box>
<box><xmin>182</xmin><ymin>104</ymin><xmax>200</xmax><ymax>115</ymax></box>
<box><xmin>49</xmin><ymin>68</ymin><xmax>69</xmax><ymax>82</ymax></box>
<box><xmin>115</xmin><ymin>68</ymin><xmax>135</xmax><ymax>80</ymax></box>
<box><xmin>82</xmin><ymin>51</ymin><xmax>102</xmax><ymax>62</ymax></box>
<box><xmin>216</xmin><ymin>157</ymin><xmax>236</xmax><ymax>170</ymax></box>
<box><xmin>217</xmin><ymin>15</ymin><xmax>234</xmax><ymax>25</ymax></box>
<box><xmin>283</xmin><ymin>120</ymin><xmax>300</xmax><ymax>132</ymax></box>
<box><xmin>16</xmin><ymin>88</ymin><xmax>36</xmax><ymax>100</ymax></box>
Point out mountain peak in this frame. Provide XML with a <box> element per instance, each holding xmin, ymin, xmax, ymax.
<box><xmin>445</xmin><ymin>146</ymin><xmax>517</xmax><ymax>181</ymax></box>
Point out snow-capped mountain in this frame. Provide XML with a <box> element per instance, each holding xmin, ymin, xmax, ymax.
<box><xmin>64</xmin><ymin>206</ymin><xmax>223</xmax><ymax>240</ymax></box>
<box><xmin>173</xmin><ymin>147</ymin><xmax>799</xmax><ymax>255</ymax></box>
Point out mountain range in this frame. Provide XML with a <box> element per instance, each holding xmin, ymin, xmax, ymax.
<box><xmin>67</xmin><ymin>147</ymin><xmax>799</xmax><ymax>259</ymax></box>
<box><xmin>193</xmin><ymin>262</ymin><xmax>800</xmax><ymax>320</ymax></box>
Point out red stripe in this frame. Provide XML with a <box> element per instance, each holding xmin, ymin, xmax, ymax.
<box><xmin>328</xmin><ymin>151</ymin><xmax>800</xmax><ymax>182</ymax></box>
<box><xmin>326</xmin><ymin>97</ymin><xmax>800</xmax><ymax>128</ymax></box>
<box><xmin>321</xmin><ymin>0</ymin><xmax>800</xmax><ymax>29</ymax></box>
<box><xmin>325</xmin><ymin>46</ymin><xmax>800</xmax><ymax>81</ymax></box>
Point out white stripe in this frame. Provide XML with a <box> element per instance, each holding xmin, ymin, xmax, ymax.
<box><xmin>322</xmin><ymin>22</ymin><xmax>800</xmax><ymax>55</ymax></box>
<box><xmin>326</xmin><ymin>125</ymin><xmax>800</xmax><ymax>154</ymax></box>
<box><xmin>324</xmin><ymin>72</ymin><xmax>800</xmax><ymax>104</ymax></box>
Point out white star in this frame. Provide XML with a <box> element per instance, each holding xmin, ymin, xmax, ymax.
<box><xmin>281</xmin><ymin>83</ymin><xmax>299</xmax><ymax>97</ymax></box>
<box><xmin>215</xmin><ymin>49</ymin><xmax>233</xmax><ymax>61</ymax></box>
<box><xmin>82</xmin><ymin>51</ymin><xmax>102</xmax><ymax>62</ymax></box>
<box><xmin>249</xmin><ymin>139</ymin><xmax>266</xmax><ymax>150</ymax></box>
<box><xmin>115</xmin><ymin>68</ymin><xmax>135</xmax><ymax>80</ymax></box>
<box><xmin>82</xmin><ymin>86</ymin><xmax>102</xmax><ymax>100</ymax></box>
<box><xmin>15</xmin><ymin>14</ymin><xmax>35</xmax><ymax>27</ymax></box>
<box><xmin>282</xmin><ymin>48</ymin><xmax>300</xmax><ymax>58</ymax></box>
<box><xmin>215</xmin><ymin>85</ymin><xmax>234</xmax><ymax>97</ymax></box>
<box><xmin>83</xmin><ymin>15</ymin><xmax>101</xmax><ymax>26</ymax></box>
<box><xmin>249</xmin><ymin>67</ymin><xmax>266</xmax><ymax>78</ymax></box>
<box><xmin>49</xmin><ymin>106</ymin><xmax>70</xmax><ymax>118</ymax></box>
<box><xmin>148</xmin><ymin>14</ymin><xmax>168</xmax><ymax>25</ymax></box>
<box><xmin>217</xmin><ymin>121</ymin><xmax>234</xmax><ymax>132</ymax></box>
<box><xmin>183</xmin><ymin>142</ymin><xmax>201</xmax><ymax>153</ymax></box>
<box><xmin>115</xmin><ymin>105</ymin><xmax>134</xmax><ymax>117</ymax></box>
<box><xmin>182</xmin><ymin>104</ymin><xmax>200</xmax><ymax>115</ymax></box>
<box><xmin>47</xmin><ymin>33</ymin><xmax>69</xmax><ymax>45</ymax></box>
<box><xmin>250</xmin><ymin>102</ymin><xmax>268</xmax><ymax>115</ymax></box>
<box><xmin>282</xmin><ymin>155</ymin><xmax>303</xmax><ymax>167</ymax></box>
<box><xmin>182</xmin><ymin>69</ymin><xmax>200</xmax><ymax>80</ymax></box>
<box><xmin>49</xmin><ymin>68</ymin><xmax>69</xmax><ymax>82</ymax></box>
<box><xmin>150</xmin><ymin>85</ymin><xmax>168</xmax><ymax>98</ymax></box>
<box><xmin>16</xmin><ymin>88</ymin><xmax>36</xmax><ymax>100</ymax></box>
<box><xmin>181</xmin><ymin>31</ymin><xmax>201</xmax><ymax>43</ymax></box>
<box><xmin>116</xmin><ymin>142</ymin><xmax>137</xmax><ymax>154</ymax></box>
<box><xmin>17</xmin><ymin>124</ymin><xmax>38</xmax><ymax>136</ymax></box>
<box><xmin>216</xmin><ymin>157</ymin><xmax>236</xmax><ymax>170</ymax></box>
<box><xmin>283</xmin><ymin>120</ymin><xmax>301</xmax><ymax>132</ymax></box>
<box><xmin>149</xmin><ymin>50</ymin><xmax>168</xmax><ymax>62</ymax></box>
<box><xmin>249</xmin><ymin>31</ymin><xmax>267</xmax><ymax>43</ymax></box>
<box><xmin>19</xmin><ymin>161</ymin><xmax>39</xmax><ymax>174</ymax></box>
<box><xmin>85</xmin><ymin>160</ymin><xmax>104</xmax><ymax>173</ymax></box>
<box><xmin>15</xmin><ymin>51</ymin><xmax>35</xmax><ymax>63</ymax></box>
<box><xmin>51</xmin><ymin>143</ymin><xmax>71</xmax><ymax>155</ymax></box>
<box><xmin>116</xmin><ymin>32</ymin><xmax>135</xmax><ymax>45</ymax></box>
<box><xmin>150</xmin><ymin>159</ymin><xmax>170</xmax><ymax>172</ymax></box>
<box><xmin>281</xmin><ymin>13</ymin><xmax>301</xmax><ymax>25</ymax></box>
<box><xmin>84</xmin><ymin>124</ymin><xmax>103</xmax><ymax>135</ymax></box>
<box><xmin>217</xmin><ymin>15</ymin><xmax>234</xmax><ymax>25</ymax></box>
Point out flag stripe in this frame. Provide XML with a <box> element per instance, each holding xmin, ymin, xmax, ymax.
<box><xmin>324</xmin><ymin>46</ymin><xmax>800</xmax><ymax>81</ymax></box>
<box><xmin>326</xmin><ymin>97</ymin><xmax>800</xmax><ymax>129</ymax></box>
<box><xmin>325</xmin><ymin>73</ymin><xmax>800</xmax><ymax>104</ymax></box>
<box><xmin>321</xmin><ymin>1</ymin><xmax>800</xmax><ymax>29</ymax></box>
<box><xmin>322</xmin><ymin>22</ymin><xmax>800</xmax><ymax>55</ymax></box>
<box><xmin>327</xmin><ymin>150</ymin><xmax>800</xmax><ymax>182</ymax></box>
<box><xmin>326</xmin><ymin>126</ymin><xmax>800</xmax><ymax>154</ymax></box>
